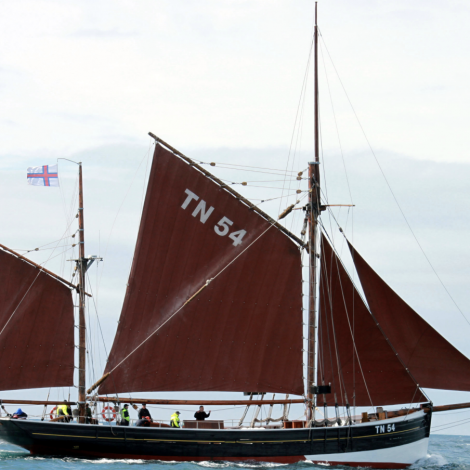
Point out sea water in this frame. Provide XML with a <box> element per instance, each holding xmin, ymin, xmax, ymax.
<box><xmin>0</xmin><ymin>435</ymin><xmax>467</xmax><ymax>469</ymax></box>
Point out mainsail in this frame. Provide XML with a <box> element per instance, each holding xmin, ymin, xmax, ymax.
<box><xmin>100</xmin><ymin>143</ymin><xmax>304</xmax><ymax>395</ymax></box>
<box><xmin>0</xmin><ymin>247</ymin><xmax>74</xmax><ymax>391</ymax></box>
<box><xmin>317</xmin><ymin>235</ymin><xmax>426</xmax><ymax>406</ymax></box>
<box><xmin>349</xmin><ymin>241</ymin><xmax>470</xmax><ymax>392</ymax></box>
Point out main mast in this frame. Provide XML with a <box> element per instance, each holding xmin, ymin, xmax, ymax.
<box><xmin>77</xmin><ymin>163</ymin><xmax>86</xmax><ymax>423</ymax></box>
<box><xmin>307</xmin><ymin>1</ymin><xmax>320</xmax><ymax>420</ymax></box>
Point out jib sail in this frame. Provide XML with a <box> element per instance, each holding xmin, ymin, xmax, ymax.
<box><xmin>317</xmin><ymin>235</ymin><xmax>426</xmax><ymax>406</ymax></box>
<box><xmin>349</xmin><ymin>240</ymin><xmax>470</xmax><ymax>392</ymax></box>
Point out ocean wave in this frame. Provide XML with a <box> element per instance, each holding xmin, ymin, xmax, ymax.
<box><xmin>411</xmin><ymin>453</ymin><xmax>448</xmax><ymax>468</ymax></box>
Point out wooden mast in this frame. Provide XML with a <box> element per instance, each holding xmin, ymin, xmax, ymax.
<box><xmin>307</xmin><ymin>1</ymin><xmax>320</xmax><ymax>420</ymax></box>
<box><xmin>77</xmin><ymin>163</ymin><xmax>86</xmax><ymax>423</ymax></box>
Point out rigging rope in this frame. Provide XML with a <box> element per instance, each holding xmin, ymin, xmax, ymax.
<box><xmin>198</xmin><ymin>161</ymin><xmax>299</xmax><ymax>173</ymax></box>
<box><xmin>321</xmin><ymin>225</ymin><xmax>373</xmax><ymax>410</ymax></box>
<box><xmin>107</xmin><ymin>222</ymin><xmax>277</xmax><ymax>375</ymax></box>
<box><xmin>319</xmin><ymin>29</ymin><xmax>470</xmax><ymax>329</ymax></box>
<box><xmin>278</xmin><ymin>28</ymin><xmax>315</xmax><ymax>218</ymax></box>
<box><xmin>322</xmin><ymin>226</ymin><xmax>431</xmax><ymax>404</ymax></box>
<box><xmin>97</xmin><ymin>140</ymin><xmax>154</xmax><ymax>295</ymax></box>
<box><xmin>0</xmin><ymin>211</ymin><xmax>81</xmax><ymax>340</ymax></box>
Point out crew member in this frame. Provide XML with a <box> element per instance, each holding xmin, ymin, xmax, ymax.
<box><xmin>85</xmin><ymin>404</ymin><xmax>93</xmax><ymax>424</ymax></box>
<box><xmin>120</xmin><ymin>404</ymin><xmax>130</xmax><ymax>426</ymax></box>
<box><xmin>136</xmin><ymin>416</ymin><xmax>151</xmax><ymax>427</ymax></box>
<box><xmin>57</xmin><ymin>402</ymin><xmax>71</xmax><ymax>423</ymax></box>
<box><xmin>12</xmin><ymin>408</ymin><xmax>27</xmax><ymax>419</ymax></box>
<box><xmin>67</xmin><ymin>405</ymin><xmax>73</xmax><ymax>421</ymax></box>
<box><xmin>138</xmin><ymin>403</ymin><xmax>153</xmax><ymax>422</ymax></box>
<box><xmin>170</xmin><ymin>411</ymin><xmax>181</xmax><ymax>428</ymax></box>
<box><xmin>194</xmin><ymin>406</ymin><xmax>211</xmax><ymax>421</ymax></box>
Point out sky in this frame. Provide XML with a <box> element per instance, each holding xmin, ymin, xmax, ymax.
<box><xmin>1</xmin><ymin>0</ymin><xmax>470</xmax><ymax>434</ymax></box>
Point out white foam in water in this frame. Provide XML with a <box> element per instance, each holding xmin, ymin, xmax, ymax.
<box><xmin>197</xmin><ymin>462</ymin><xmax>287</xmax><ymax>468</ymax></box>
<box><xmin>411</xmin><ymin>453</ymin><xmax>447</xmax><ymax>468</ymax></box>
<box><xmin>197</xmin><ymin>462</ymin><xmax>231</xmax><ymax>468</ymax></box>
<box><xmin>76</xmin><ymin>459</ymin><xmax>146</xmax><ymax>464</ymax></box>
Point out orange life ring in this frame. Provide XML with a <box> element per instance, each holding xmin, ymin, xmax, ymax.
<box><xmin>101</xmin><ymin>406</ymin><xmax>116</xmax><ymax>422</ymax></box>
<box><xmin>49</xmin><ymin>407</ymin><xmax>57</xmax><ymax>421</ymax></box>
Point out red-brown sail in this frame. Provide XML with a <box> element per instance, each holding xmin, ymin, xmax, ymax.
<box><xmin>348</xmin><ymin>241</ymin><xmax>470</xmax><ymax>391</ymax></box>
<box><xmin>317</xmin><ymin>235</ymin><xmax>426</xmax><ymax>406</ymax></box>
<box><xmin>0</xmin><ymin>248</ymin><xmax>74</xmax><ymax>391</ymax></box>
<box><xmin>100</xmin><ymin>143</ymin><xmax>304</xmax><ymax>395</ymax></box>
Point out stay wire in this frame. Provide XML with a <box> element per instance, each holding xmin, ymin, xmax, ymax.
<box><xmin>318</xmin><ymin>37</ymin><xmax>353</xmax><ymax>205</ymax></box>
<box><xmin>278</xmin><ymin>27</ymin><xmax>315</xmax><ymax>217</ymax></box>
<box><xmin>0</xmin><ymin>184</ymin><xmax>82</xmax><ymax>339</ymax></box>
<box><xmin>319</xmin><ymin>29</ymin><xmax>470</xmax><ymax>328</ymax></box>
<box><xmin>97</xmin><ymin>140</ymin><xmax>154</xmax><ymax>294</ymax></box>
<box><xmin>432</xmin><ymin>417</ymin><xmax>470</xmax><ymax>432</ymax></box>
<box><xmin>200</xmin><ymin>165</ymin><xmax>301</xmax><ymax>178</ymax></box>
<box><xmin>198</xmin><ymin>161</ymin><xmax>298</xmax><ymax>173</ymax></box>
<box><xmin>321</xmin><ymin>223</ymin><xmax>431</xmax><ymax>404</ymax></box>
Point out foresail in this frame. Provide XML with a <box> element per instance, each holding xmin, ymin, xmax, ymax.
<box><xmin>317</xmin><ymin>234</ymin><xmax>426</xmax><ymax>406</ymax></box>
<box><xmin>348</xmin><ymin>241</ymin><xmax>470</xmax><ymax>392</ymax></box>
<box><xmin>0</xmin><ymin>247</ymin><xmax>74</xmax><ymax>391</ymax></box>
<box><xmin>100</xmin><ymin>142</ymin><xmax>304</xmax><ymax>395</ymax></box>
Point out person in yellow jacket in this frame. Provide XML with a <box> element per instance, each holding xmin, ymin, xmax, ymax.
<box><xmin>170</xmin><ymin>411</ymin><xmax>181</xmax><ymax>428</ymax></box>
<box><xmin>56</xmin><ymin>403</ymin><xmax>71</xmax><ymax>423</ymax></box>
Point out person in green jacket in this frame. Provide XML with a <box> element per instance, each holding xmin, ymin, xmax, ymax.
<box><xmin>170</xmin><ymin>411</ymin><xmax>181</xmax><ymax>428</ymax></box>
<box><xmin>120</xmin><ymin>404</ymin><xmax>130</xmax><ymax>426</ymax></box>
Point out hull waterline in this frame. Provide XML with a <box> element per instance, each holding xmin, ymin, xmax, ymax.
<box><xmin>0</xmin><ymin>411</ymin><xmax>431</xmax><ymax>468</ymax></box>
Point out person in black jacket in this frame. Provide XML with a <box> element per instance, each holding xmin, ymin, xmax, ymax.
<box><xmin>194</xmin><ymin>406</ymin><xmax>211</xmax><ymax>421</ymax></box>
<box><xmin>138</xmin><ymin>404</ymin><xmax>153</xmax><ymax>422</ymax></box>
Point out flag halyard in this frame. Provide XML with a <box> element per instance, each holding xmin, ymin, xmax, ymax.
<box><xmin>27</xmin><ymin>164</ymin><xmax>59</xmax><ymax>187</ymax></box>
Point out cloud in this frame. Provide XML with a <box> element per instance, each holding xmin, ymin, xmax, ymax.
<box><xmin>69</xmin><ymin>28</ymin><xmax>137</xmax><ymax>38</ymax></box>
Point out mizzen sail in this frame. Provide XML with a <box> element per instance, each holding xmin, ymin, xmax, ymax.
<box><xmin>100</xmin><ymin>142</ymin><xmax>304</xmax><ymax>395</ymax></box>
<box><xmin>349</xmin><ymin>241</ymin><xmax>470</xmax><ymax>392</ymax></box>
<box><xmin>317</xmin><ymin>234</ymin><xmax>426</xmax><ymax>406</ymax></box>
<box><xmin>0</xmin><ymin>247</ymin><xmax>74</xmax><ymax>390</ymax></box>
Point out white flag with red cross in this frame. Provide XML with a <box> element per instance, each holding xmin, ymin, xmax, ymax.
<box><xmin>27</xmin><ymin>164</ymin><xmax>59</xmax><ymax>187</ymax></box>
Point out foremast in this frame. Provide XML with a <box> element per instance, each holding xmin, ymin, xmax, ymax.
<box><xmin>307</xmin><ymin>1</ymin><xmax>321</xmax><ymax>420</ymax></box>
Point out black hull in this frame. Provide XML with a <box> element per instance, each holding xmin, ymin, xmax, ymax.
<box><xmin>0</xmin><ymin>411</ymin><xmax>431</xmax><ymax>468</ymax></box>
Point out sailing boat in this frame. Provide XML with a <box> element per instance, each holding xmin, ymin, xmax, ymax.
<box><xmin>1</xmin><ymin>4</ymin><xmax>470</xmax><ymax>468</ymax></box>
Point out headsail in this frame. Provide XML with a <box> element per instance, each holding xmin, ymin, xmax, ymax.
<box><xmin>100</xmin><ymin>142</ymin><xmax>304</xmax><ymax>395</ymax></box>
<box><xmin>348</xmin><ymin>241</ymin><xmax>470</xmax><ymax>392</ymax></box>
<box><xmin>0</xmin><ymin>247</ymin><xmax>74</xmax><ymax>391</ymax></box>
<box><xmin>317</xmin><ymin>234</ymin><xmax>426</xmax><ymax>406</ymax></box>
